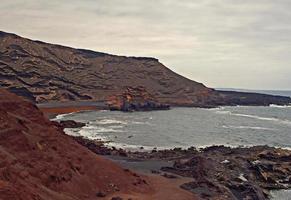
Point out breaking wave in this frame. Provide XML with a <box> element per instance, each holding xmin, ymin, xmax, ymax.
<box><xmin>270</xmin><ymin>104</ymin><xmax>291</xmax><ymax>108</ymax></box>
<box><xmin>216</xmin><ymin>110</ymin><xmax>291</xmax><ymax>125</ymax></box>
<box><xmin>222</xmin><ymin>125</ymin><xmax>275</xmax><ymax>131</ymax></box>
<box><xmin>95</xmin><ymin>119</ymin><xmax>128</xmax><ymax>125</ymax></box>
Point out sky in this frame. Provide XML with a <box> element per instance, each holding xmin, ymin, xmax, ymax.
<box><xmin>1</xmin><ymin>0</ymin><xmax>291</xmax><ymax>90</ymax></box>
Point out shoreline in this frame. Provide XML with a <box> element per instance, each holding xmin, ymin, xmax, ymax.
<box><xmin>46</xmin><ymin>108</ymin><xmax>291</xmax><ymax>199</ymax></box>
<box><xmin>39</xmin><ymin>105</ymin><xmax>99</xmax><ymax>119</ymax></box>
<box><xmin>71</xmin><ymin>135</ymin><xmax>291</xmax><ymax>200</ymax></box>
<box><xmin>56</xmin><ymin>116</ymin><xmax>291</xmax><ymax>200</ymax></box>
<box><xmin>39</xmin><ymin>102</ymin><xmax>291</xmax><ymax>120</ymax></box>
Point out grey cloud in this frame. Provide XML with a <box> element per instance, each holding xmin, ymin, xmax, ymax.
<box><xmin>0</xmin><ymin>0</ymin><xmax>291</xmax><ymax>89</ymax></box>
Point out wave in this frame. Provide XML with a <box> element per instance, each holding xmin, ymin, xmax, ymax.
<box><xmin>277</xmin><ymin>146</ymin><xmax>291</xmax><ymax>151</ymax></box>
<box><xmin>131</xmin><ymin>121</ymin><xmax>151</xmax><ymax>125</ymax></box>
<box><xmin>65</xmin><ymin>124</ymin><xmax>124</xmax><ymax>140</ymax></box>
<box><xmin>83</xmin><ymin>125</ymin><xmax>123</xmax><ymax>133</ymax></box>
<box><xmin>222</xmin><ymin>125</ymin><xmax>275</xmax><ymax>131</ymax></box>
<box><xmin>104</xmin><ymin>142</ymin><xmax>158</xmax><ymax>151</ymax></box>
<box><xmin>232</xmin><ymin>113</ymin><xmax>277</xmax><ymax>121</ymax></box>
<box><xmin>63</xmin><ymin>128</ymin><xmax>81</xmax><ymax>137</ymax></box>
<box><xmin>216</xmin><ymin>110</ymin><xmax>291</xmax><ymax>125</ymax></box>
<box><xmin>216</xmin><ymin>110</ymin><xmax>232</xmax><ymax>115</ymax></box>
<box><xmin>52</xmin><ymin>112</ymin><xmax>75</xmax><ymax>121</ymax></box>
<box><xmin>95</xmin><ymin>119</ymin><xmax>128</xmax><ymax>125</ymax></box>
<box><xmin>270</xmin><ymin>104</ymin><xmax>291</xmax><ymax>108</ymax></box>
<box><xmin>94</xmin><ymin>118</ymin><xmax>151</xmax><ymax>126</ymax></box>
<box><xmin>232</xmin><ymin>113</ymin><xmax>291</xmax><ymax>125</ymax></box>
<box><xmin>108</xmin><ymin>125</ymin><xmax>124</xmax><ymax>129</ymax></box>
<box><xmin>63</xmin><ymin>127</ymin><xmax>108</xmax><ymax>141</ymax></box>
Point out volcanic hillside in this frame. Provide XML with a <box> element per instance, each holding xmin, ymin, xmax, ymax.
<box><xmin>0</xmin><ymin>89</ymin><xmax>155</xmax><ymax>200</ymax></box>
<box><xmin>1</xmin><ymin>31</ymin><xmax>290</xmax><ymax>107</ymax></box>
<box><xmin>0</xmin><ymin>31</ymin><xmax>221</xmax><ymax>107</ymax></box>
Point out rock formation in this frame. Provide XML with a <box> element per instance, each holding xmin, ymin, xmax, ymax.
<box><xmin>1</xmin><ymin>30</ymin><xmax>290</xmax><ymax>108</ymax></box>
<box><xmin>72</xmin><ymin>137</ymin><xmax>291</xmax><ymax>200</ymax></box>
<box><xmin>0</xmin><ymin>31</ymin><xmax>220</xmax><ymax>108</ymax></box>
<box><xmin>106</xmin><ymin>86</ymin><xmax>170</xmax><ymax>111</ymax></box>
<box><xmin>0</xmin><ymin>89</ymin><xmax>153</xmax><ymax>200</ymax></box>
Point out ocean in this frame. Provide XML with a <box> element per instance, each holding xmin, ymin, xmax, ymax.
<box><xmin>56</xmin><ymin>106</ymin><xmax>291</xmax><ymax>151</ymax></box>
<box><xmin>54</xmin><ymin>90</ymin><xmax>291</xmax><ymax>200</ymax></box>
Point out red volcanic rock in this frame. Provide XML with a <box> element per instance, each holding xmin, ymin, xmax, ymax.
<box><xmin>1</xmin><ymin>31</ymin><xmax>290</xmax><ymax>107</ymax></box>
<box><xmin>0</xmin><ymin>31</ymin><xmax>221</xmax><ymax>107</ymax></box>
<box><xmin>0</xmin><ymin>89</ymin><xmax>152</xmax><ymax>200</ymax></box>
<box><xmin>106</xmin><ymin>86</ymin><xmax>170</xmax><ymax>111</ymax></box>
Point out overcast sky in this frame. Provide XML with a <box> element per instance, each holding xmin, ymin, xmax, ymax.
<box><xmin>1</xmin><ymin>0</ymin><xmax>291</xmax><ymax>90</ymax></box>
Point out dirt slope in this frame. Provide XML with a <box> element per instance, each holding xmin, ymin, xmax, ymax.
<box><xmin>0</xmin><ymin>31</ymin><xmax>220</xmax><ymax>107</ymax></box>
<box><xmin>0</xmin><ymin>89</ymin><xmax>198</xmax><ymax>200</ymax></box>
<box><xmin>1</xmin><ymin>31</ymin><xmax>290</xmax><ymax>107</ymax></box>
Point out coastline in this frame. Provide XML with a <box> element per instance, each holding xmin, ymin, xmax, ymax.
<box><xmin>72</xmin><ymin>135</ymin><xmax>291</xmax><ymax>200</ymax></box>
<box><xmin>45</xmin><ymin>107</ymin><xmax>291</xmax><ymax>199</ymax></box>
<box><xmin>39</xmin><ymin>105</ymin><xmax>99</xmax><ymax>119</ymax></box>
<box><xmin>38</xmin><ymin>101</ymin><xmax>291</xmax><ymax>120</ymax></box>
<box><xmin>0</xmin><ymin>89</ymin><xmax>199</xmax><ymax>200</ymax></box>
<box><xmin>37</xmin><ymin>101</ymin><xmax>108</xmax><ymax>119</ymax></box>
<box><xmin>2</xmin><ymin>29</ymin><xmax>291</xmax><ymax>200</ymax></box>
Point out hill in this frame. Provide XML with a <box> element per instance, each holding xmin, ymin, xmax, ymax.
<box><xmin>1</xmin><ymin>31</ymin><xmax>290</xmax><ymax>108</ymax></box>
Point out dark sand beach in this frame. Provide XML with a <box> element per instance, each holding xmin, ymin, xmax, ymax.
<box><xmin>38</xmin><ymin>101</ymin><xmax>106</xmax><ymax>118</ymax></box>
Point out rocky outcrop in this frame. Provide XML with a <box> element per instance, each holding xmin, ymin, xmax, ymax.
<box><xmin>161</xmin><ymin>146</ymin><xmax>291</xmax><ymax>200</ymax></box>
<box><xmin>58</xmin><ymin>120</ymin><xmax>86</xmax><ymax>128</ymax></box>
<box><xmin>106</xmin><ymin>86</ymin><xmax>170</xmax><ymax>111</ymax></box>
<box><xmin>70</xmin><ymin>137</ymin><xmax>291</xmax><ymax>200</ymax></box>
<box><xmin>1</xmin><ymin>30</ymin><xmax>290</xmax><ymax>108</ymax></box>
<box><xmin>218</xmin><ymin>90</ymin><xmax>291</xmax><ymax>106</ymax></box>
<box><xmin>0</xmin><ymin>31</ymin><xmax>220</xmax><ymax>108</ymax></box>
<box><xmin>0</xmin><ymin>89</ymin><xmax>152</xmax><ymax>200</ymax></box>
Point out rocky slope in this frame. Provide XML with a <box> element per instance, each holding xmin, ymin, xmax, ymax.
<box><xmin>71</xmin><ymin>136</ymin><xmax>291</xmax><ymax>200</ymax></box>
<box><xmin>106</xmin><ymin>86</ymin><xmax>170</xmax><ymax>111</ymax></box>
<box><xmin>0</xmin><ymin>31</ymin><xmax>220</xmax><ymax>107</ymax></box>
<box><xmin>218</xmin><ymin>90</ymin><xmax>291</xmax><ymax>106</ymax></box>
<box><xmin>1</xmin><ymin>30</ymin><xmax>290</xmax><ymax>108</ymax></box>
<box><xmin>0</xmin><ymin>89</ymin><xmax>156</xmax><ymax>200</ymax></box>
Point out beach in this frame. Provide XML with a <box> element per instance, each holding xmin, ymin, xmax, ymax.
<box><xmin>51</xmin><ymin>108</ymin><xmax>291</xmax><ymax>200</ymax></box>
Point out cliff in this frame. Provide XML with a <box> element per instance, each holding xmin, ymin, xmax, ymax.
<box><xmin>0</xmin><ymin>89</ymin><xmax>153</xmax><ymax>200</ymax></box>
<box><xmin>1</xmin><ymin>30</ymin><xmax>290</xmax><ymax>108</ymax></box>
<box><xmin>218</xmin><ymin>90</ymin><xmax>291</xmax><ymax>106</ymax></box>
<box><xmin>107</xmin><ymin>86</ymin><xmax>170</xmax><ymax>111</ymax></box>
<box><xmin>0</xmin><ymin>31</ymin><xmax>220</xmax><ymax>108</ymax></box>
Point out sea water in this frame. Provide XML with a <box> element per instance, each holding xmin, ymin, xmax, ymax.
<box><xmin>55</xmin><ymin>106</ymin><xmax>291</xmax><ymax>150</ymax></box>
<box><xmin>55</xmin><ymin>105</ymin><xmax>291</xmax><ymax>200</ymax></box>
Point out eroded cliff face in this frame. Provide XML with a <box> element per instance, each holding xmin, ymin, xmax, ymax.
<box><xmin>1</xmin><ymin>31</ymin><xmax>290</xmax><ymax>108</ymax></box>
<box><xmin>0</xmin><ymin>89</ymin><xmax>152</xmax><ymax>200</ymax></box>
<box><xmin>106</xmin><ymin>86</ymin><xmax>170</xmax><ymax>111</ymax></box>
<box><xmin>0</xmin><ymin>31</ymin><xmax>221</xmax><ymax>107</ymax></box>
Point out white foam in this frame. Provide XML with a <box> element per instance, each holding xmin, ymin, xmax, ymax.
<box><xmin>78</xmin><ymin>128</ymin><xmax>108</xmax><ymax>140</ymax></box>
<box><xmin>104</xmin><ymin>142</ymin><xmax>157</xmax><ymax>151</ymax></box>
<box><xmin>270</xmin><ymin>189</ymin><xmax>291</xmax><ymax>200</ymax></box>
<box><xmin>274</xmin><ymin>146</ymin><xmax>291</xmax><ymax>151</ymax></box>
<box><xmin>63</xmin><ymin>128</ymin><xmax>80</xmax><ymax>137</ymax></box>
<box><xmin>232</xmin><ymin>113</ymin><xmax>291</xmax><ymax>125</ymax></box>
<box><xmin>65</xmin><ymin>123</ymin><xmax>124</xmax><ymax>141</ymax></box>
<box><xmin>95</xmin><ymin>119</ymin><xmax>128</xmax><ymax>125</ymax></box>
<box><xmin>131</xmin><ymin>121</ymin><xmax>151</xmax><ymax>125</ymax></box>
<box><xmin>216</xmin><ymin>109</ymin><xmax>291</xmax><ymax>125</ymax></box>
<box><xmin>52</xmin><ymin>112</ymin><xmax>75</xmax><ymax>121</ymax></box>
<box><xmin>270</xmin><ymin>104</ymin><xmax>291</xmax><ymax>108</ymax></box>
<box><xmin>222</xmin><ymin>125</ymin><xmax>275</xmax><ymax>131</ymax></box>
<box><xmin>84</xmin><ymin>126</ymin><xmax>123</xmax><ymax>133</ymax></box>
<box><xmin>216</xmin><ymin>110</ymin><xmax>232</xmax><ymax>115</ymax></box>
<box><xmin>108</xmin><ymin>125</ymin><xmax>124</xmax><ymax>129</ymax></box>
